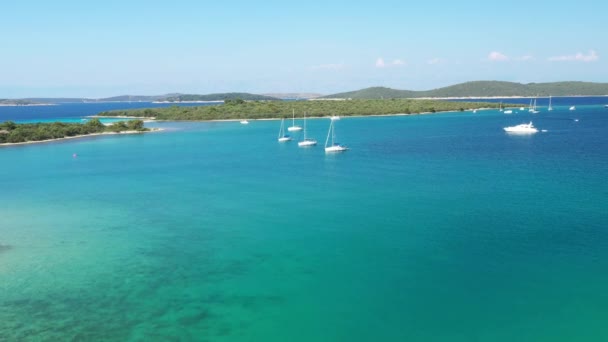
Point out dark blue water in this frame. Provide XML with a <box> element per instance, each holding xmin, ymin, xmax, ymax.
<box><xmin>0</xmin><ymin>102</ymin><xmax>218</xmax><ymax>122</ymax></box>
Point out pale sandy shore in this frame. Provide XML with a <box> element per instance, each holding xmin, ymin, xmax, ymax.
<box><xmin>90</xmin><ymin>115</ymin><xmax>157</xmax><ymax>120</ymax></box>
<box><xmin>0</xmin><ymin>128</ymin><xmax>163</xmax><ymax>147</ymax></box>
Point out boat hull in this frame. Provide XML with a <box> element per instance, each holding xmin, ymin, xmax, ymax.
<box><xmin>287</xmin><ymin>126</ymin><xmax>302</xmax><ymax>132</ymax></box>
<box><xmin>504</xmin><ymin>122</ymin><xmax>539</xmax><ymax>134</ymax></box>
<box><xmin>298</xmin><ymin>140</ymin><xmax>317</xmax><ymax>147</ymax></box>
<box><xmin>325</xmin><ymin>145</ymin><xmax>348</xmax><ymax>153</ymax></box>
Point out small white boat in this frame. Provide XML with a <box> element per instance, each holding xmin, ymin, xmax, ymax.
<box><xmin>519</xmin><ymin>107</ymin><xmax>525</xmax><ymax>111</ymax></box>
<box><xmin>324</xmin><ymin>116</ymin><xmax>348</xmax><ymax>153</ymax></box>
<box><xmin>473</xmin><ymin>109</ymin><xmax>477</xmax><ymax>113</ymax></box>
<box><xmin>504</xmin><ymin>122</ymin><xmax>539</xmax><ymax>134</ymax></box>
<box><xmin>287</xmin><ymin>109</ymin><xmax>302</xmax><ymax>132</ymax></box>
<box><xmin>604</xmin><ymin>105</ymin><xmax>608</xmax><ymax>108</ymax></box>
<box><xmin>503</xmin><ymin>110</ymin><xmax>513</xmax><ymax>114</ymax></box>
<box><xmin>298</xmin><ymin>112</ymin><xmax>317</xmax><ymax>147</ymax></box>
<box><xmin>240</xmin><ymin>120</ymin><xmax>249</xmax><ymax>124</ymax></box>
<box><xmin>277</xmin><ymin>118</ymin><xmax>291</xmax><ymax>142</ymax></box>
<box><xmin>569</xmin><ymin>106</ymin><xmax>576</xmax><ymax>111</ymax></box>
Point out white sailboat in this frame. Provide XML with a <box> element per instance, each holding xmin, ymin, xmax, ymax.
<box><xmin>548</xmin><ymin>95</ymin><xmax>553</xmax><ymax>111</ymax></box>
<box><xmin>277</xmin><ymin>118</ymin><xmax>291</xmax><ymax>142</ymax></box>
<box><xmin>298</xmin><ymin>112</ymin><xmax>317</xmax><ymax>147</ymax></box>
<box><xmin>287</xmin><ymin>109</ymin><xmax>302</xmax><ymax>132</ymax></box>
<box><xmin>529</xmin><ymin>97</ymin><xmax>540</xmax><ymax>114</ymax></box>
<box><xmin>324</xmin><ymin>116</ymin><xmax>348</xmax><ymax>153</ymax></box>
<box><xmin>569</xmin><ymin>105</ymin><xmax>576</xmax><ymax>111</ymax></box>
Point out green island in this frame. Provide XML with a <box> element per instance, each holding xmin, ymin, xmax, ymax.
<box><xmin>0</xmin><ymin>99</ymin><xmax>45</xmax><ymax>106</ymax></box>
<box><xmin>160</xmin><ymin>93</ymin><xmax>279</xmax><ymax>102</ymax></box>
<box><xmin>323</xmin><ymin>81</ymin><xmax>608</xmax><ymax>99</ymax></box>
<box><xmin>0</xmin><ymin>119</ymin><xmax>149</xmax><ymax>145</ymax></box>
<box><xmin>97</xmin><ymin>98</ymin><xmax>507</xmax><ymax>121</ymax></box>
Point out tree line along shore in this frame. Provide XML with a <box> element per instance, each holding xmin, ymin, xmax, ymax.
<box><xmin>0</xmin><ymin>119</ymin><xmax>148</xmax><ymax>145</ymax></box>
<box><xmin>0</xmin><ymin>99</ymin><xmax>513</xmax><ymax>145</ymax></box>
<box><xmin>97</xmin><ymin>98</ymin><xmax>506</xmax><ymax>121</ymax></box>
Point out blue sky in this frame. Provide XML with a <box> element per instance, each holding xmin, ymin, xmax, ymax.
<box><xmin>1</xmin><ymin>0</ymin><xmax>607</xmax><ymax>97</ymax></box>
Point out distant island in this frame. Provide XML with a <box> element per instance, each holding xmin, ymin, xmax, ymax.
<box><xmin>96</xmin><ymin>98</ymin><xmax>506</xmax><ymax>121</ymax></box>
<box><xmin>261</xmin><ymin>93</ymin><xmax>323</xmax><ymax>99</ymax></box>
<box><xmin>322</xmin><ymin>81</ymin><xmax>608</xmax><ymax>99</ymax></box>
<box><xmin>0</xmin><ymin>99</ymin><xmax>51</xmax><ymax>106</ymax></box>
<box><xmin>11</xmin><ymin>92</ymin><xmax>279</xmax><ymax>104</ymax></box>
<box><xmin>0</xmin><ymin>119</ymin><xmax>151</xmax><ymax>146</ymax></box>
<box><xmin>4</xmin><ymin>81</ymin><xmax>608</xmax><ymax>105</ymax></box>
<box><xmin>155</xmin><ymin>93</ymin><xmax>279</xmax><ymax>103</ymax></box>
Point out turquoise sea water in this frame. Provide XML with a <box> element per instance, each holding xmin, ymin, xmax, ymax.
<box><xmin>1</xmin><ymin>104</ymin><xmax>608</xmax><ymax>341</ymax></box>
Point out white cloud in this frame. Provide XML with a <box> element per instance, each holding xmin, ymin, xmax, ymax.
<box><xmin>310</xmin><ymin>63</ymin><xmax>345</xmax><ymax>70</ymax></box>
<box><xmin>427</xmin><ymin>58</ymin><xmax>442</xmax><ymax>65</ymax></box>
<box><xmin>375</xmin><ymin>58</ymin><xmax>405</xmax><ymax>68</ymax></box>
<box><xmin>488</xmin><ymin>51</ymin><xmax>509</xmax><ymax>62</ymax></box>
<box><xmin>516</xmin><ymin>55</ymin><xmax>534</xmax><ymax>61</ymax></box>
<box><xmin>548</xmin><ymin>50</ymin><xmax>599</xmax><ymax>62</ymax></box>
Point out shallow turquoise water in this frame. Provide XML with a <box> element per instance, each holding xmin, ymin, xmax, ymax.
<box><xmin>1</xmin><ymin>106</ymin><xmax>608</xmax><ymax>341</ymax></box>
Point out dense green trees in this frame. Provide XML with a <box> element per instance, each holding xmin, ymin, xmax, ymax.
<box><xmin>0</xmin><ymin>119</ymin><xmax>148</xmax><ymax>144</ymax></box>
<box><xmin>97</xmin><ymin>99</ymin><xmax>504</xmax><ymax>121</ymax></box>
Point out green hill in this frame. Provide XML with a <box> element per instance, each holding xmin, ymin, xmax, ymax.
<box><xmin>324</xmin><ymin>81</ymin><xmax>608</xmax><ymax>99</ymax></box>
<box><xmin>324</xmin><ymin>87</ymin><xmax>419</xmax><ymax>99</ymax></box>
<box><xmin>162</xmin><ymin>93</ymin><xmax>279</xmax><ymax>102</ymax></box>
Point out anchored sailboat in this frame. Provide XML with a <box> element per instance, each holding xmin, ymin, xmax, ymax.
<box><xmin>277</xmin><ymin>118</ymin><xmax>291</xmax><ymax>142</ymax></box>
<box><xmin>298</xmin><ymin>112</ymin><xmax>317</xmax><ymax>147</ymax></box>
<box><xmin>287</xmin><ymin>109</ymin><xmax>302</xmax><ymax>132</ymax></box>
<box><xmin>529</xmin><ymin>97</ymin><xmax>540</xmax><ymax>114</ymax></box>
<box><xmin>324</xmin><ymin>116</ymin><xmax>347</xmax><ymax>153</ymax></box>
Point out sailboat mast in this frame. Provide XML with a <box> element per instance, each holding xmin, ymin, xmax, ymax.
<box><xmin>325</xmin><ymin>119</ymin><xmax>332</xmax><ymax>147</ymax></box>
<box><xmin>332</xmin><ymin>122</ymin><xmax>336</xmax><ymax>145</ymax></box>
<box><xmin>303</xmin><ymin>112</ymin><xmax>307</xmax><ymax>139</ymax></box>
<box><xmin>292</xmin><ymin>109</ymin><xmax>295</xmax><ymax>126</ymax></box>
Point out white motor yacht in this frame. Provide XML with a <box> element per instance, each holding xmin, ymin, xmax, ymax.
<box><xmin>504</xmin><ymin>122</ymin><xmax>539</xmax><ymax>134</ymax></box>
